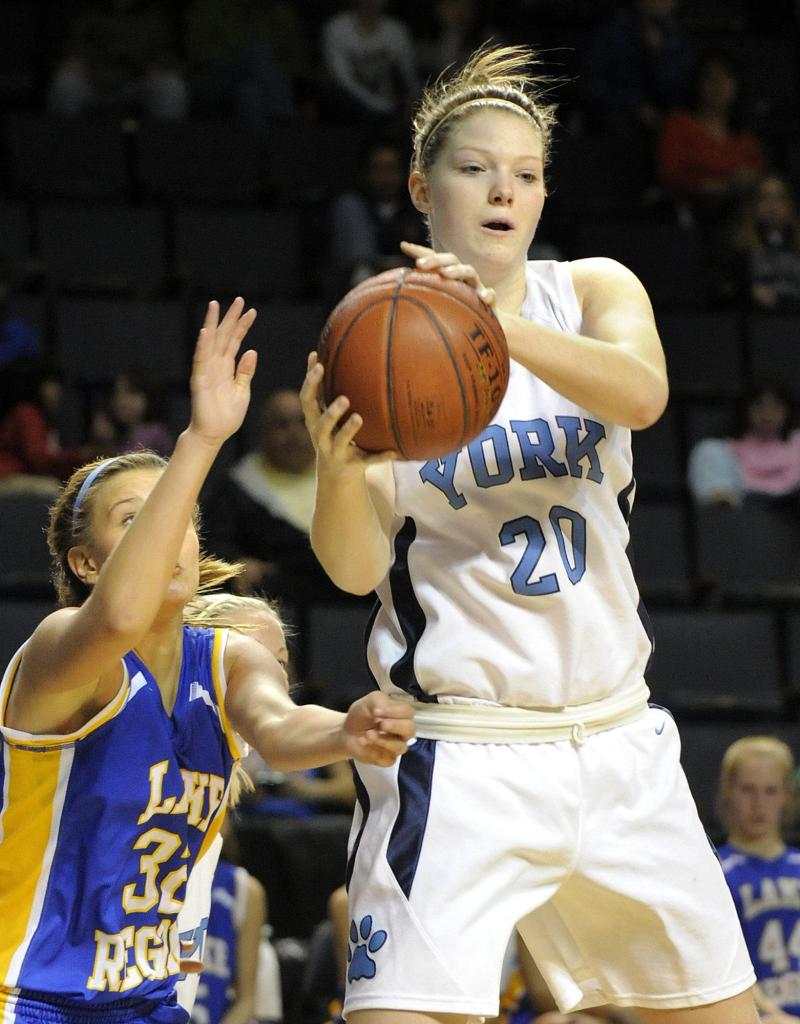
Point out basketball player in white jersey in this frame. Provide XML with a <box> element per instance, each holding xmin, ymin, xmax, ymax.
<box><xmin>300</xmin><ymin>44</ymin><xmax>758</xmax><ymax>1024</ymax></box>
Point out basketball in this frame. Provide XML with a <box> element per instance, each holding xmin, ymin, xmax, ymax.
<box><xmin>318</xmin><ymin>270</ymin><xmax>510</xmax><ymax>460</ymax></box>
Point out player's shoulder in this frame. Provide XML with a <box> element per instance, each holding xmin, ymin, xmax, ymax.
<box><xmin>569</xmin><ymin>256</ymin><xmax>640</xmax><ymax>286</ymax></box>
<box><xmin>568</xmin><ymin>256</ymin><xmax>650</xmax><ymax>310</ymax></box>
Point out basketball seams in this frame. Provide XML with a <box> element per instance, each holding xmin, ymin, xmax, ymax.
<box><xmin>385</xmin><ymin>279</ymin><xmax>408</xmax><ymax>458</ymax></box>
<box><xmin>324</xmin><ymin>295</ymin><xmax>393</xmax><ymax>405</ymax></box>
<box><xmin>402</xmin><ymin>285</ymin><xmax>509</xmax><ymax>436</ymax></box>
<box><xmin>405</xmin><ymin>280</ymin><xmax>506</xmax><ymax>350</ymax></box>
<box><xmin>394</xmin><ymin>294</ymin><xmax>470</xmax><ymax>450</ymax></box>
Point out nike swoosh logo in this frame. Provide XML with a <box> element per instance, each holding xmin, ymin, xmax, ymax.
<box><xmin>655</xmin><ymin>721</ymin><xmax>666</xmax><ymax>736</ymax></box>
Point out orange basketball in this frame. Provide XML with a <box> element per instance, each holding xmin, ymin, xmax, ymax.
<box><xmin>318</xmin><ymin>270</ymin><xmax>510</xmax><ymax>460</ymax></box>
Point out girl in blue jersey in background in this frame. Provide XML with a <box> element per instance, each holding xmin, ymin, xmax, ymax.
<box><xmin>301</xmin><ymin>43</ymin><xmax>758</xmax><ymax>1024</ymax></box>
<box><xmin>0</xmin><ymin>298</ymin><xmax>414</xmax><ymax>1024</ymax></box>
<box><xmin>719</xmin><ymin>737</ymin><xmax>800</xmax><ymax>1024</ymax></box>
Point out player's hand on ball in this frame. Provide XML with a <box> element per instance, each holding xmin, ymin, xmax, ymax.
<box><xmin>300</xmin><ymin>352</ymin><xmax>396</xmax><ymax>469</ymax></box>
<box><xmin>341</xmin><ymin>692</ymin><xmax>415</xmax><ymax>767</ymax></box>
<box><xmin>401</xmin><ymin>240</ymin><xmax>496</xmax><ymax>307</ymax></box>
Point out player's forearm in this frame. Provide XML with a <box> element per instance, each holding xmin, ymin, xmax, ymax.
<box><xmin>244</xmin><ymin>702</ymin><xmax>350</xmax><ymax>773</ymax></box>
<box><xmin>501</xmin><ymin>314</ymin><xmax>668</xmax><ymax>429</ymax></box>
<box><xmin>311</xmin><ymin>468</ymin><xmax>391</xmax><ymax>594</ymax></box>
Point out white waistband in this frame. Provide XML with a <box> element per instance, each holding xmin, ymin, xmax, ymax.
<box><xmin>400</xmin><ymin>680</ymin><xmax>650</xmax><ymax>745</ymax></box>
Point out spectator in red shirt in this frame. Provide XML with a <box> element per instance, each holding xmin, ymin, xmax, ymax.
<box><xmin>658</xmin><ymin>50</ymin><xmax>766</xmax><ymax>225</ymax></box>
<box><xmin>0</xmin><ymin>358</ymin><xmax>89</xmax><ymax>494</ymax></box>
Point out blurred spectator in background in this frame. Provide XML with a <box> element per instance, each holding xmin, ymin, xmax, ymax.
<box><xmin>0</xmin><ymin>261</ymin><xmax>40</xmax><ymax>368</ymax></box>
<box><xmin>658</xmin><ymin>50</ymin><xmax>766</xmax><ymax>228</ymax></box>
<box><xmin>328</xmin><ymin>140</ymin><xmax>426</xmax><ymax>300</ymax></box>
<box><xmin>581</xmin><ymin>0</ymin><xmax>695</xmax><ymax>139</ymax></box>
<box><xmin>321</xmin><ymin>0</ymin><xmax>418</xmax><ymax>126</ymax></box>
<box><xmin>185</xmin><ymin>0</ymin><xmax>298</xmax><ymax>132</ymax></box>
<box><xmin>416</xmin><ymin>0</ymin><xmax>490</xmax><ymax>82</ymax></box>
<box><xmin>205</xmin><ymin>389</ymin><xmax>340</xmax><ymax>609</ymax></box>
<box><xmin>729</xmin><ymin>173</ymin><xmax>800</xmax><ymax>310</ymax></box>
<box><xmin>688</xmin><ymin>383</ymin><xmax>800</xmax><ymax>507</ymax></box>
<box><xmin>718</xmin><ymin>737</ymin><xmax>800</xmax><ymax>1024</ymax></box>
<box><xmin>0</xmin><ymin>357</ymin><xmax>88</xmax><ymax>494</ymax></box>
<box><xmin>46</xmin><ymin>0</ymin><xmax>188</xmax><ymax>120</ymax></box>
<box><xmin>89</xmin><ymin>371</ymin><xmax>174</xmax><ymax>458</ymax></box>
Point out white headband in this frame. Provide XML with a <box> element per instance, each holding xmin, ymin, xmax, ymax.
<box><xmin>417</xmin><ymin>97</ymin><xmax>542</xmax><ymax>165</ymax></box>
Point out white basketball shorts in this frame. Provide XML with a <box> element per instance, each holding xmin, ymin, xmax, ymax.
<box><xmin>342</xmin><ymin>705</ymin><xmax>754</xmax><ymax>1018</ymax></box>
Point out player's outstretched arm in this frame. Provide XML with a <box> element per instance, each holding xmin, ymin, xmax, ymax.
<box><xmin>225</xmin><ymin>632</ymin><xmax>414</xmax><ymax>772</ymax></box>
<box><xmin>300</xmin><ymin>351</ymin><xmax>396</xmax><ymax>595</ymax></box>
<box><xmin>12</xmin><ymin>300</ymin><xmax>257</xmax><ymax>721</ymax></box>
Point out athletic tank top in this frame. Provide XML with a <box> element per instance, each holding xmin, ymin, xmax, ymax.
<box><xmin>720</xmin><ymin>843</ymin><xmax>800</xmax><ymax>1016</ymax></box>
<box><xmin>0</xmin><ymin>626</ymin><xmax>240</xmax><ymax>1011</ymax></box>
<box><xmin>367</xmin><ymin>260</ymin><xmax>653</xmax><ymax>709</ymax></box>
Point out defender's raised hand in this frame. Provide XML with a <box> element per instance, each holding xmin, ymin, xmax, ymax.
<box><xmin>189</xmin><ymin>298</ymin><xmax>258</xmax><ymax>447</ymax></box>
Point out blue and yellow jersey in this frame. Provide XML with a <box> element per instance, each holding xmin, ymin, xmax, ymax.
<box><xmin>0</xmin><ymin>625</ymin><xmax>241</xmax><ymax>1016</ymax></box>
<box><xmin>720</xmin><ymin>842</ymin><xmax>800</xmax><ymax>1015</ymax></box>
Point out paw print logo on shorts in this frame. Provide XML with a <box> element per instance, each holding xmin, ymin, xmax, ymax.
<box><xmin>347</xmin><ymin>914</ymin><xmax>387</xmax><ymax>982</ymax></box>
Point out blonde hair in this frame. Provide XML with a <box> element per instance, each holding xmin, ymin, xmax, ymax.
<box><xmin>185</xmin><ymin>591</ymin><xmax>291</xmax><ymax>807</ymax></box>
<box><xmin>411</xmin><ymin>44</ymin><xmax>558</xmax><ymax>173</ymax></box>
<box><xmin>184</xmin><ymin>591</ymin><xmax>283</xmax><ymax>632</ymax></box>
<box><xmin>718</xmin><ymin>735</ymin><xmax>796</xmax><ymax>831</ymax></box>
<box><xmin>47</xmin><ymin>452</ymin><xmax>243</xmax><ymax>608</ymax></box>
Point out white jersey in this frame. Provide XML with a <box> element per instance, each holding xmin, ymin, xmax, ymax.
<box><xmin>367</xmin><ymin>260</ymin><xmax>653</xmax><ymax>709</ymax></box>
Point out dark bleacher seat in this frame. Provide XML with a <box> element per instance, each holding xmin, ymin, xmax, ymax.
<box><xmin>0</xmin><ymin>3</ymin><xmax>38</xmax><ymax>104</ymax></box>
<box><xmin>694</xmin><ymin>502</ymin><xmax>800</xmax><ymax>596</ymax></box>
<box><xmin>725</xmin><ymin>34</ymin><xmax>799</xmax><ymax>131</ymax></box>
<box><xmin>785</xmin><ymin>612</ymin><xmax>800</xmax><ymax>702</ymax></box>
<box><xmin>629</xmin><ymin>499</ymin><xmax>692</xmax><ymax>601</ymax></box>
<box><xmin>5</xmin><ymin>114</ymin><xmax>128</xmax><ymax>200</ymax></box>
<box><xmin>55</xmin><ymin>297</ymin><xmax>187</xmax><ymax>385</ymax></box>
<box><xmin>38</xmin><ymin>205</ymin><xmax>167</xmax><ymax>295</ymax></box>
<box><xmin>0</xmin><ymin>492</ymin><xmax>55</xmax><ymax>598</ymax></box>
<box><xmin>266</xmin><ymin>122</ymin><xmax>370</xmax><ymax>206</ymax></box>
<box><xmin>547</xmin><ymin>130</ymin><xmax>651</xmax><ymax>219</ymax></box>
<box><xmin>683</xmin><ymin>397</ymin><xmax>735</xmax><ymax>452</ymax></box>
<box><xmin>242</xmin><ymin>301</ymin><xmax>326</xmax><ymax>433</ymax></box>
<box><xmin>0</xmin><ymin>599</ymin><xmax>58</xmax><ymax>671</ymax></box>
<box><xmin>680</xmin><ymin>0</ymin><xmax>746</xmax><ymax>32</ymax></box>
<box><xmin>677</xmin><ymin>719</ymin><xmax>800</xmax><ymax>836</ymax></box>
<box><xmin>631</xmin><ymin>406</ymin><xmax>684</xmax><ymax>497</ymax></box>
<box><xmin>135</xmin><ymin>120</ymin><xmax>266</xmax><ymax>204</ymax></box>
<box><xmin>575</xmin><ymin>221</ymin><xmax>705</xmax><ymax>309</ymax></box>
<box><xmin>789</xmin><ymin>140</ymin><xmax>800</xmax><ymax>194</ymax></box>
<box><xmin>647</xmin><ymin>608</ymin><xmax>784</xmax><ymax>714</ymax></box>
<box><xmin>657</xmin><ymin>310</ymin><xmax>743</xmax><ymax>397</ymax></box>
<box><xmin>307</xmin><ymin>603</ymin><xmax>376</xmax><ymax>709</ymax></box>
<box><xmin>175</xmin><ymin>208</ymin><xmax>301</xmax><ymax>299</ymax></box>
<box><xmin>0</xmin><ymin>201</ymin><xmax>31</xmax><ymax>287</ymax></box>
<box><xmin>746</xmin><ymin>313</ymin><xmax>800</xmax><ymax>396</ymax></box>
